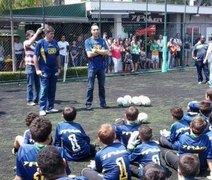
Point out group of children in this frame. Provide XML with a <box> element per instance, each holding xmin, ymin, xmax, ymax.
<box><xmin>12</xmin><ymin>89</ymin><xmax>212</xmax><ymax>180</ymax></box>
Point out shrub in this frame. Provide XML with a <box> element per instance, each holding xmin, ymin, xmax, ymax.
<box><xmin>0</xmin><ymin>66</ymin><xmax>88</xmax><ymax>82</ymax></box>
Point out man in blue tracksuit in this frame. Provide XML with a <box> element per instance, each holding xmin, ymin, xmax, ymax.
<box><xmin>34</xmin><ymin>25</ymin><xmax>61</xmax><ymax>116</ymax></box>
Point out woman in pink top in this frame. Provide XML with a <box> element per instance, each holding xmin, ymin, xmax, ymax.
<box><xmin>111</xmin><ymin>38</ymin><xmax>123</xmax><ymax>73</ymax></box>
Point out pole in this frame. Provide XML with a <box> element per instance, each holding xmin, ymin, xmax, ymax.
<box><xmin>99</xmin><ymin>0</ymin><xmax>101</xmax><ymax>34</ymax></box>
<box><xmin>9</xmin><ymin>0</ymin><xmax>16</xmax><ymax>72</ymax></box>
<box><xmin>145</xmin><ymin>0</ymin><xmax>148</xmax><ymax>62</ymax></box>
<box><xmin>42</xmin><ymin>0</ymin><xmax>45</xmax><ymax>25</ymax></box>
<box><xmin>162</xmin><ymin>0</ymin><xmax>167</xmax><ymax>72</ymax></box>
<box><xmin>182</xmin><ymin>0</ymin><xmax>187</xmax><ymax>67</ymax></box>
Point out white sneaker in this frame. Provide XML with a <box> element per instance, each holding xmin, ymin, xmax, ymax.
<box><xmin>39</xmin><ymin>110</ymin><xmax>46</xmax><ymax>116</ymax></box>
<box><xmin>198</xmin><ymin>81</ymin><xmax>203</xmax><ymax>85</ymax></box>
<box><xmin>46</xmin><ymin>108</ymin><xmax>59</xmax><ymax>113</ymax></box>
<box><xmin>27</xmin><ymin>102</ymin><xmax>36</xmax><ymax>106</ymax></box>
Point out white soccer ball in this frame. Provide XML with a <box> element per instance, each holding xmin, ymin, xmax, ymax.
<box><xmin>137</xmin><ymin>112</ymin><xmax>148</xmax><ymax>123</ymax></box>
<box><xmin>139</xmin><ymin>95</ymin><xmax>146</xmax><ymax>100</ymax></box>
<box><xmin>117</xmin><ymin>97</ymin><xmax>124</xmax><ymax>106</ymax></box>
<box><xmin>122</xmin><ymin>98</ymin><xmax>131</xmax><ymax>107</ymax></box>
<box><xmin>141</xmin><ymin>96</ymin><xmax>151</xmax><ymax>106</ymax></box>
<box><xmin>124</xmin><ymin>95</ymin><xmax>132</xmax><ymax>104</ymax></box>
<box><xmin>131</xmin><ymin>96</ymin><xmax>142</xmax><ymax>106</ymax></box>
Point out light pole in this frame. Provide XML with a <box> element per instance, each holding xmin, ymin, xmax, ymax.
<box><xmin>182</xmin><ymin>0</ymin><xmax>187</xmax><ymax>67</ymax></box>
<box><xmin>145</xmin><ymin>0</ymin><xmax>148</xmax><ymax>62</ymax></box>
<box><xmin>162</xmin><ymin>0</ymin><xmax>167</xmax><ymax>72</ymax></box>
<box><xmin>42</xmin><ymin>0</ymin><xmax>45</xmax><ymax>25</ymax></box>
<box><xmin>9</xmin><ymin>0</ymin><xmax>15</xmax><ymax>72</ymax></box>
<box><xmin>99</xmin><ymin>0</ymin><xmax>101</xmax><ymax>34</ymax></box>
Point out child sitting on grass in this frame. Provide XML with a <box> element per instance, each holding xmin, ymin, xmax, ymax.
<box><xmin>37</xmin><ymin>145</ymin><xmax>87</xmax><ymax>180</ymax></box>
<box><xmin>82</xmin><ymin>123</ymin><xmax>131</xmax><ymax>180</ymax></box>
<box><xmin>128</xmin><ymin>125</ymin><xmax>162</xmax><ymax>178</ymax></box>
<box><xmin>15</xmin><ymin>116</ymin><xmax>71</xmax><ymax>180</ymax></box>
<box><xmin>184</xmin><ymin>100</ymin><xmax>211</xmax><ymax>133</ymax></box>
<box><xmin>161</xmin><ymin>116</ymin><xmax>212</xmax><ymax>176</ymax></box>
<box><xmin>178</xmin><ymin>153</ymin><xmax>200</xmax><ymax>180</ymax></box>
<box><xmin>143</xmin><ymin>162</ymin><xmax>167</xmax><ymax>180</ymax></box>
<box><xmin>159</xmin><ymin>106</ymin><xmax>189</xmax><ymax>150</ymax></box>
<box><xmin>54</xmin><ymin>106</ymin><xmax>95</xmax><ymax>161</ymax></box>
<box><xmin>113</xmin><ymin>106</ymin><xmax>141</xmax><ymax>147</ymax></box>
<box><xmin>186</xmin><ymin>88</ymin><xmax>212</xmax><ymax>114</ymax></box>
<box><xmin>12</xmin><ymin>112</ymin><xmax>39</xmax><ymax>154</ymax></box>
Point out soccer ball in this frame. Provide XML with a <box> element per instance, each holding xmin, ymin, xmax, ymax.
<box><xmin>137</xmin><ymin>112</ymin><xmax>148</xmax><ymax>123</ymax></box>
<box><xmin>124</xmin><ymin>95</ymin><xmax>132</xmax><ymax>104</ymax></box>
<box><xmin>131</xmin><ymin>96</ymin><xmax>142</xmax><ymax>106</ymax></box>
<box><xmin>117</xmin><ymin>97</ymin><xmax>124</xmax><ymax>106</ymax></box>
<box><xmin>140</xmin><ymin>96</ymin><xmax>151</xmax><ymax>106</ymax></box>
<box><xmin>122</xmin><ymin>98</ymin><xmax>131</xmax><ymax>107</ymax></box>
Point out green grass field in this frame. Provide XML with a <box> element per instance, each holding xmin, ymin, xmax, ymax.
<box><xmin>0</xmin><ymin>69</ymin><xmax>210</xmax><ymax>180</ymax></box>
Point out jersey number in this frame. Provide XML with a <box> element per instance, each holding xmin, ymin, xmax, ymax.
<box><xmin>33</xmin><ymin>172</ymin><xmax>44</xmax><ymax>180</ymax></box>
<box><xmin>68</xmin><ymin>134</ymin><xmax>81</xmax><ymax>152</ymax></box>
<box><xmin>152</xmin><ymin>154</ymin><xmax>160</xmax><ymax>165</ymax></box>
<box><xmin>116</xmin><ymin>157</ymin><xmax>128</xmax><ymax>180</ymax></box>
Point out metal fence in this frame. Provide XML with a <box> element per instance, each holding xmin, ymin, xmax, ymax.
<box><xmin>0</xmin><ymin>0</ymin><xmax>211</xmax><ymax>73</ymax></box>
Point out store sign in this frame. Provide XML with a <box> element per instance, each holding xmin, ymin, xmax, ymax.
<box><xmin>131</xmin><ymin>15</ymin><xmax>163</xmax><ymax>23</ymax></box>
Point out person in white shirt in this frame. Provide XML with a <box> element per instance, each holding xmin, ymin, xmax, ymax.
<box><xmin>157</xmin><ymin>34</ymin><xmax>163</xmax><ymax>68</ymax></box>
<box><xmin>203</xmin><ymin>40</ymin><xmax>212</xmax><ymax>87</ymax></box>
<box><xmin>58</xmin><ymin>35</ymin><xmax>69</xmax><ymax>66</ymax></box>
<box><xmin>14</xmin><ymin>37</ymin><xmax>24</xmax><ymax>69</ymax></box>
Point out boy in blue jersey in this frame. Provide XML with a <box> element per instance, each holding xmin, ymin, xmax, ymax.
<box><xmin>159</xmin><ymin>107</ymin><xmax>189</xmax><ymax>150</ymax></box>
<box><xmin>113</xmin><ymin>106</ymin><xmax>140</xmax><ymax>147</ymax></box>
<box><xmin>184</xmin><ymin>100</ymin><xmax>211</xmax><ymax>133</ymax></box>
<box><xmin>178</xmin><ymin>154</ymin><xmax>200</xmax><ymax>180</ymax></box>
<box><xmin>207</xmin><ymin>113</ymin><xmax>212</xmax><ymax>141</ymax></box>
<box><xmin>14</xmin><ymin>116</ymin><xmax>71</xmax><ymax>180</ymax></box>
<box><xmin>207</xmin><ymin>114</ymin><xmax>212</xmax><ymax>179</ymax></box>
<box><xmin>82</xmin><ymin>123</ymin><xmax>131</xmax><ymax>180</ymax></box>
<box><xmin>184</xmin><ymin>89</ymin><xmax>212</xmax><ymax>124</ymax></box>
<box><xmin>162</xmin><ymin>116</ymin><xmax>212</xmax><ymax>175</ymax></box>
<box><xmin>128</xmin><ymin>125</ymin><xmax>162</xmax><ymax>178</ymax></box>
<box><xmin>37</xmin><ymin>145</ymin><xmax>87</xmax><ymax>180</ymax></box>
<box><xmin>34</xmin><ymin>25</ymin><xmax>61</xmax><ymax>116</ymax></box>
<box><xmin>54</xmin><ymin>106</ymin><xmax>95</xmax><ymax>161</ymax></box>
<box><xmin>143</xmin><ymin>163</ymin><xmax>166</xmax><ymax>180</ymax></box>
<box><xmin>12</xmin><ymin>112</ymin><xmax>39</xmax><ymax>154</ymax></box>
<box><xmin>84</xmin><ymin>23</ymin><xmax>109</xmax><ymax>110</ymax></box>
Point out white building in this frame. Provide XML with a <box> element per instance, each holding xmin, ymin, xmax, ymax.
<box><xmin>63</xmin><ymin>0</ymin><xmax>212</xmax><ymax>44</ymax></box>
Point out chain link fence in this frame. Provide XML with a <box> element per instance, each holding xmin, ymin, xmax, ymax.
<box><xmin>0</xmin><ymin>0</ymin><xmax>211</xmax><ymax>74</ymax></box>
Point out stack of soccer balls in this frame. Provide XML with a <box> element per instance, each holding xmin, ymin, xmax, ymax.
<box><xmin>117</xmin><ymin>95</ymin><xmax>151</xmax><ymax>107</ymax></box>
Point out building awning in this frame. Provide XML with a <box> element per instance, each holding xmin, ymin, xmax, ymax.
<box><xmin>1</xmin><ymin>3</ymin><xmax>88</xmax><ymax>23</ymax></box>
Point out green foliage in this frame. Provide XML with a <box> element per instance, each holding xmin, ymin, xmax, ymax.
<box><xmin>63</xmin><ymin>66</ymin><xmax>88</xmax><ymax>78</ymax></box>
<box><xmin>0</xmin><ymin>71</ymin><xmax>25</xmax><ymax>82</ymax></box>
<box><xmin>0</xmin><ymin>66</ymin><xmax>88</xmax><ymax>82</ymax></box>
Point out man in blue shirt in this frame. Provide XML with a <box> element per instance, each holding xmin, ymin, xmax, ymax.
<box><xmin>192</xmin><ymin>35</ymin><xmax>209</xmax><ymax>84</ymax></box>
<box><xmin>84</xmin><ymin>24</ymin><xmax>109</xmax><ymax>110</ymax></box>
<box><xmin>34</xmin><ymin>25</ymin><xmax>61</xmax><ymax>116</ymax></box>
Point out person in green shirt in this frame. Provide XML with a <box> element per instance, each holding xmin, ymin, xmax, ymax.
<box><xmin>150</xmin><ymin>38</ymin><xmax>160</xmax><ymax>69</ymax></box>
